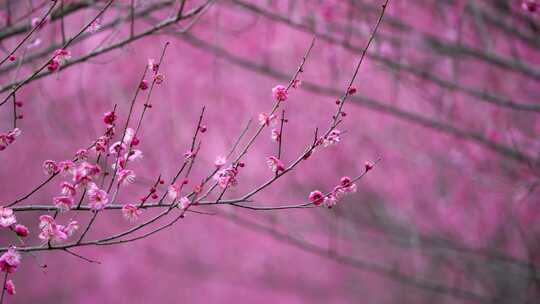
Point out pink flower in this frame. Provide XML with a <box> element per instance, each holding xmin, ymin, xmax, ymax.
<box><xmin>53</xmin><ymin>196</ymin><xmax>74</xmax><ymax>212</ymax></box>
<box><xmin>87</xmin><ymin>184</ymin><xmax>109</xmax><ymax>210</ymax></box>
<box><xmin>103</xmin><ymin>111</ymin><xmax>117</xmax><ymax>125</ymax></box>
<box><xmin>168</xmin><ymin>184</ymin><xmax>181</xmax><ymax>201</ymax></box>
<box><xmin>0</xmin><ymin>247</ymin><xmax>20</xmax><ymax>273</ymax></box>
<box><xmin>14</xmin><ymin>225</ymin><xmax>29</xmax><ymax>237</ymax></box>
<box><xmin>214</xmin><ymin>166</ymin><xmax>239</xmax><ymax>188</ymax></box>
<box><xmin>183</xmin><ymin>150</ymin><xmax>195</xmax><ymax>160</ymax></box>
<box><xmin>88</xmin><ymin>18</ymin><xmax>102</xmax><ymax>33</ymax></box>
<box><xmin>266</xmin><ymin>156</ymin><xmax>285</xmax><ymax>173</ymax></box>
<box><xmin>122</xmin><ymin>204</ymin><xmax>142</xmax><ymax>222</ymax></box>
<box><xmin>31</xmin><ymin>16</ymin><xmax>48</xmax><ymax>29</ymax></box>
<box><xmin>5</xmin><ymin>279</ymin><xmax>15</xmax><ymax>295</ymax></box>
<box><xmin>62</xmin><ymin>221</ymin><xmax>79</xmax><ymax>237</ymax></box>
<box><xmin>148</xmin><ymin>58</ymin><xmax>159</xmax><ymax>72</ymax></box>
<box><xmin>53</xmin><ymin>48</ymin><xmax>71</xmax><ymax>60</ymax></box>
<box><xmin>118</xmin><ymin>169</ymin><xmax>136</xmax><ymax>186</ymax></box>
<box><xmin>75</xmin><ymin>149</ymin><xmax>89</xmax><ymax>161</ymax></box>
<box><xmin>323</xmin><ymin>129</ymin><xmax>341</xmax><ymax>147</ymax></box>
<box><xmin>139</xmin><ymin>80</ymin><xmax>149</xmax><ymax>90</ymax></box>
<box><xmin>179</xmin><ymin>197</ymin><xmax>190</xmax><ymax>210</ymax></box>
<box><xmin>0</xmin><ymin>128</ymin><xmax>21</xmax><ymax>151</ymax></box>
<box><xmin>339</xmin><ymin>176</ymin><xmax>357</xmax><ymax>193</ymax></box>
<box><xmin>39</xmin><ymin>215</ymin><xmax>67</xmax><ymax>242</ymax></box>
<box><xmin>109</xmin><ymin>141</ymin><xmax>127</xmax><ymax>155</ymax></box>
<box><xmin>47</xmin><ymin>57</ymin><xmax>60</xmax><ymax>72</ymax></box>
<box><xmin>522</xmin><ymin>0</ymin><xmax>538</xmax><ymax>12</ymax></box>
<box><xmin>123</xmin><ymin>128</ymin><xmax>139</xmax><ymax>146</ymax></box>
<box><xmin>292</xmin><ymin>79</ymin><xmax>302</xmax><ymax>89</ymax></box>
<box><xmin>94</xmin><ymin>136</ymin><xmax>109</xmax><ymax>153</ymax></box>
<box><xmin>272</xmin><ymin>85</ymin><xmax>288</xmax><ymax>102</ymax></box>
<box><xmin>309</xmin><ymin>190</ymin><xmax>324</xmax><ymax>206</ymax></box>
<box><xmin>214</xmin><ymin>155</ymin><xmax>227</xmax><ymax>167</ymax></box>
<box><xmin>270</xmin><ymin>128</ymin><xmax>280</xmax><ymax>142</ymax></box>
<box><xmin>0</xmin><ymin>207</ymin><xmax>16</xmax><ymax>228</ymax></box>
<box><xmin>58</xmin><ymin>160</ymin><xmax>75</xmax><ymax>176</ymax></box>
<box><xmin>127</xmin><ymin>149</ymin><xmax>143</xmax><ymax>162</ymax></box>
<box><xmin>323</xmin><ymin>194</ymin><xmax>337</xmax><ymax>208</ymax></box>
<box><xmin>60</xmin><ymin>182</ymin><xmax>77</xmax><ymax>196</ymax></box>
<box><xmin>154</xmin><ymin>73</ymin><xmax>164</xmax><ymax>84</ymax></box>
<box><xmin>43</xmin><ymin>160</ymin><xmax>59</xmax><ymax>175</ymax></box>
<box><xmin>258</xmin><ymin>113</ymin><xmax>277</xmax><ymax>126</ymax></box>
<box><xmin>365</xmin><ymin>161</ymin><xmax>374</xmax><ymax>171</ymax></box>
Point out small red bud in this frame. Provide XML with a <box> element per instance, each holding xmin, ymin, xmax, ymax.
<box><xmin>348</xmin><ymin>87</ymin><xmax>357</xmax><ymax>95</ymax></box>
<box><xmin>14</xmin><ymin>224</ymin><xmax>29</xmax><ymax>237</ymax></box>
<box><xmin>139</xmin><ymin>80</ymin><xmax>149</xmax><ymax>90</ymax></box>
<box><xmin>199</xmin><ymin>125</ymin><xmax>207</xmax><ymax>133</ymax></box>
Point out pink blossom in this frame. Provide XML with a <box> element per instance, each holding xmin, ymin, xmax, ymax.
<box><xmin>61</xmin><ymin>182</ymin><xmax>77</xmax><ymax>196</ymax></box>
<box><xmin>122</xmin><ymin>204</ymin><xmax>142</xmax><ymax>222</ymax></box>
<box><xmin>118</xmin><ymin>169</ymin><xmax>136</xmax><ymax>186</ymax></box>
<box><xmin>154</xmin><ymin>73</ymin><xmax>164</xmax><ymax>84</ymax></box>
<box><xmin>47</xmin><ymin>57</ymin><xmax>60</xmax><ymax>72</ymax></box>
<box><xmin>123</xmin><ymin>128</ymin><xmax>138</xmax><ymax>146</ymax></box>
<box><xmin>53</xmin><ymin>196</ymin><xmax>74</xmax><ymax>212</ymax></box>
<box><xmin>62</xmin><ymin>221</ymin><xmax>79</xmax><ymax>237</ymax></box>
<box><xmin>94</xmin><ymin>136</ymin><xmax>109</xmax><ymax>153</ymax></box>
<box><xmin>0</xmin><ymin>247</ymin><xmax>20</xmax><ymax>273</ymax></box>
<box><xmin>58</xmin><ymin>160</ymin><xmax>75</xmax><ymax>176</ymax></box>
<box><xmin>14</xmin><ymin>225</ymin><xmax>29</xmax><ymax>237</ymax></box>
<box><xmin>109</xmin><ymin>141</ymin><xmax>127</xmax><ymax>155</ymax></box>
<box><xmin>31</xmin><ymin>16</ymin><xmax>48</xmax><ymax>29</ymax></box>
<box><xmin>323</xmin><ymin>194</ymin><xmax>337</xmax><ymax>209</ymax></box>
<box><xmin>309</xmin><ymin>190</ymin><xmax>324</xmax><ymax>206</ymax></box>
<box><xmin>522</xmin><ymin>0</ymin><xmax>538</xmax><ymax>12</ymax></box>
<box><xmin>339</xmin><ymin>176</ymin><xmax>357</xmax><ymax>193</ymax></box>
<box><xmin>5</xmin><ymin>279</ymin><xmax>15</xmax><ymax>295</ymax></box>
<box><xmin>168</xmin><ymin>184</ymin><xmax>181</xmax><ymax>201</ymax></box>
<box><xmin>292</xmin><ymin>79</ymin><xmax>302</xmax><ymax>89</ymax></box>
<box><xmin>53</xmin><ymin>48</ymin><xmax>71</xmax><ymax>60</ymax></box>
<box><xmin>38</xmin><ymin>215</ymin><xmax>67</xmax><ymax>242</ymax></box>
<box><xmin>184</xmin><ymin>150</ymin><xmax>195</xmax><ymax>160</ymax></box>
<box><xmin>323</xmin><ymin>129</ymin><xmax>341</xmax><ymax>147</ymax></box>
<box><xmin>75</xmin><ymin>149</ymin><xmax>89</xmax><ymax>161</ymax></box>
<box><xmin>266</xmin><ymin>156</ymin><xmax>285</xmax><ymax>173</ymax></box>
<box><xmin>148</xmin><ymin>58</ymin><xmax>158</xmax><ymax>72</ymax></box>
<box><xmin>365</xmin><ymin>161</ymin><xmax>374</xmax><ymax>171</ymax></box>
<box><xmin>43</xmin><ymin>160</ymin><xmax>59</xmax><ymax>175</ymax></box>
<box><xmin>0</xmin><ymin>128</ymin><xmax>21</xmax><ymax>151</ymax></box>
<box><xmin>103</xmin><ymin>111</ymin><xmax>117</xmax><ymax>125</ymax></box>
<box><xmin>179</xmin><ymin>197</ymin><xmax>190</xmax><ymax>210</ymax></box>
<box><xmin>127</xmin><ymin>149</ymin><xmax>143</xmax><ymax>162</ymax></box>
<box><xmin>0</xmin><ymin>207</ymin><xmax>16</xmax><ymax>228</ymax></box>
<box><xmin>258</xmin><ymin>113</ymin><xmax>277</xmax><ymax>126</ymax></box>
<box><xmin>87</xmin><ymin>184</ymin><xmax>109</xmax><ymax>210</ymax></box>
<box><xmin>270</xmin><ymin>128</ymin><xmax>280</xmax><ymax>142</ymax></box>
<box><xmin>88</xmin><ymin>18</ymin><xmax>102</xmax><ymax>33</ymax></box>
<box><xmin>139</xmin><ymin>80</ymin><xmax>149</xmax><ymax>90</ymax></box>
<box><xmin>272</xmin><ymin>85</ymin><xmax>288</xmax><ymax>102</ymax></box>
<box><xmin>214</xmin><ymin>166</ymin><xmax>239</xmax><ymax>188</ymax></box>
<box><xmin>214</xmin><ymin>155</ymin><xmax>227</xmax><ymax>167</ymax></box>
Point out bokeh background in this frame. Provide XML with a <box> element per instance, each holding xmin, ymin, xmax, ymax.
<box><xmin>1</xmin><ymin>0</ymin><xmax>539</xmax><ymax>303</ymax></box>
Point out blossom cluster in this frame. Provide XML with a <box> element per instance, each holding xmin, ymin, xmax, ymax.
<box><xmin>0</xmin><ymin>128</ymin><xmax>21</xmax><ymax>151</ymax></box>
